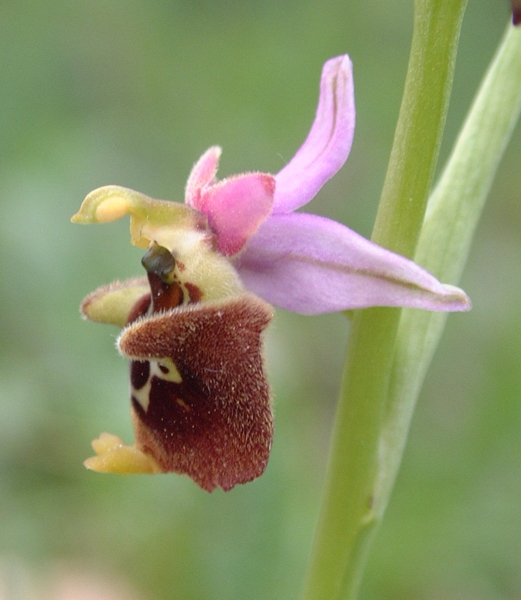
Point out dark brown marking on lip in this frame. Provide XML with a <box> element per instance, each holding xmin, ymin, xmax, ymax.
<box><xmin>131</xmin><ymin>360</ymin><xmax>150</xmax><ymax>390</ymax></box>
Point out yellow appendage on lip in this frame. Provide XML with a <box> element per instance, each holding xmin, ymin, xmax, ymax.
<box><xmin>84</xmin><ymin>432</ymin><xmax>161</xmax><ymax>475</ymax></box>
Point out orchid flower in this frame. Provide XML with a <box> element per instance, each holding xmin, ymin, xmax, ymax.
<box><xmin>71</xmin><ymin>54</ymin><xmax>470</xmax><ymax>491</ymax></box>
<box><xmin>76</xmin><ymin>55</ymin><xmax>469</xmax><ymax>315</ymax></box>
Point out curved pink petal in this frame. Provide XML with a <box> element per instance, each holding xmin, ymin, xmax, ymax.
<box><xmin>185</xmin><ymin>146</ymin><xmax>221</xmax><ymax>208</ymax></box>
<box><xmin>200</xmin><ymin>173</ymin><xmax>275</xmax><ymax>256</ymax></box>
<box><xmin>273</xmin><ymin>55</ymin><xmax>355</xmax><ymax>213</ymax></box>
<box><xmin>234</xmin><ymin>213</ymin><xmax>471</xmax><ymax>314</ymax></box>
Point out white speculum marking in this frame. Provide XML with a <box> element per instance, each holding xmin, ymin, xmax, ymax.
<box><xmin>132</xmin><ymin>359</ymin><xmax>183</xmax><ymax>412</ymax></box>
<box><xmin>154</xmin><ymin>358</ymin><xmax>182</xmax><ymax>383</ymax></box>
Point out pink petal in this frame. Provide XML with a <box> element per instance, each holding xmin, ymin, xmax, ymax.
<box><xmin>273</xmin><ymin>55</ymin><xmax>355</xmax><ymax>213</ymax></box>
<box><xmin>199</xmin><ymin>173</ymin><xmax>275</xmax><ymax>256</ymax></box>
<box><xmin>234</xmin><ymin>213</ymin><xmax>471</xmax><ymax>314</ymax></box>
<box><xmin>185</xmin><ymin>146</ymin><xmax>222</xmax><ymax>208</ymax></box>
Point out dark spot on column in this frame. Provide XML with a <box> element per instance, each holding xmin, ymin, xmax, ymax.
<box><xmin>147</xmin><ymin>272</ymin><xmax>184</xmax><ymax>312</ymax></box>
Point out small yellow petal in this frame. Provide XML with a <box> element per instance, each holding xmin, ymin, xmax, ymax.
<box><xmin>81</xmin><ymin>278</ymin><xmax>149</xmax><ymax>328</ymax></box>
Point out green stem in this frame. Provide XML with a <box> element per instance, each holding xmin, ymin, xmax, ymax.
<box><xmin>372</xmin><ymin>0</ymin><xmax>468</xmax><ymax>257</ymax></box>
<box><xmin>301</xmin><ymin>1</ymin><xmax>467</xmax><ymax>599</ymax></box>
<box><xmin>379</xmin><ymin>23</ymin><xmax>521</xmax><ymax>511</ymax></box>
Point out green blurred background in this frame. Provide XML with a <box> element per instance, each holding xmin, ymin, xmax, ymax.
<box><xmin>1</xmin><ymin>1</ymin><xmax>520</xmax><ymax>598</ymax></box>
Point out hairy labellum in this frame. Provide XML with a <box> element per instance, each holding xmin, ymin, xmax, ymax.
<box><xmin>81</xmin><ymin>241</ymin><xmax>274</xmax><ymax>492</ymax></box>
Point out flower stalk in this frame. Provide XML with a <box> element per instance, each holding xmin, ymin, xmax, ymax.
<box><xmin>301</xmin><ymin>1</ymin><xmax>468</xmax><ymax>598</ymax></box>
<box><xmin>382</xmin><ymin>21</ymin><xmax>521</xmax><ymax>514</ymax></box>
